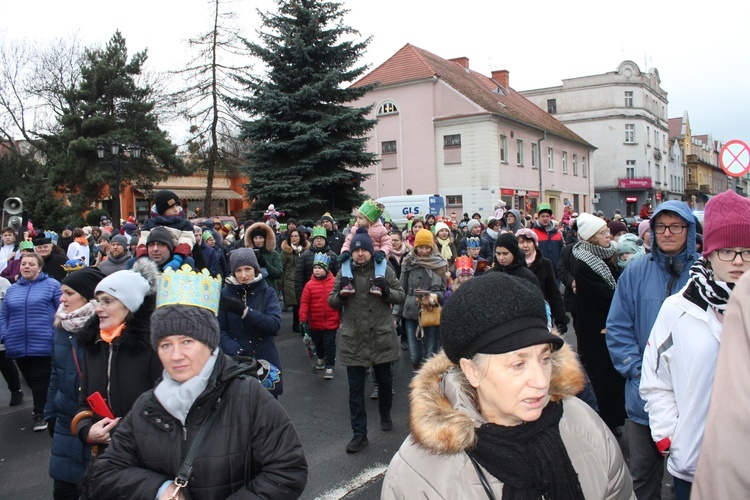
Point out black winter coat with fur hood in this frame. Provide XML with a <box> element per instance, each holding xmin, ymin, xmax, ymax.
<box><xmin>74</xmin><ymin>294</ymin><xmax>163</xmax><ymax>444</ymax></box>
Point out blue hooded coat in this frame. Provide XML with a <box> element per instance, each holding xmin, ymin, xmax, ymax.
<box><xmin>605</xmin><ymin>200</ymin><xmax>699</xmax><ymax>425</ymax></box>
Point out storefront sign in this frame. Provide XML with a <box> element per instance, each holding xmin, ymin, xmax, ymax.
<box><xmin>527</xmin><ymin>191</ymin><xmax>540</xmax><ymax>197</ymax></box>
<box><xmin>500</xmin><ymin>188</ymin><xmax>515</xmax><ymax>196</ymax></box>
<box><xmin>618</xmin><ymin>177</ymin><xmax>652</xmax><ymax>189</ymax></box>
<box><xmin>626</xmin><ymin>196</ymin><xmax>638</xmax><ymax>203</ymax></box>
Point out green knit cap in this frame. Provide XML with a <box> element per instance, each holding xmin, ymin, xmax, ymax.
<box><xmin>537</xmin><ymin>202</ymin><xmax>553</xmax><ymax>215</ymax></box>
<box><xmin>311</xmin><ymin>226</ymin><xmax>327</xmax><ymax>240</ymax></box>
<box><xmin>358</xmin><ymin>200</ymin><xmax>384</xmax><ymax>223</ymax></box>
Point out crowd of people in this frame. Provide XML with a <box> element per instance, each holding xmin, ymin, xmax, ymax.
<box><xmin>1</xmin><ymin>188</ymin><xmax>749</xmax><ymax>499</ymax></box>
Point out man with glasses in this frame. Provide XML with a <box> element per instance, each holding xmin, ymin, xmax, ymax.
<box><xmin>606</xmin><ymin>200</ymin><xmax>698</xmax><ymax>499</ymax></box>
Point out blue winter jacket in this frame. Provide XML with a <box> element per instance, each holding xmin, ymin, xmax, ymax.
<box><xmin>0</xmin><ymin>272</ymin><xmax>61</xmax><ymax>358</ymax></box>
<box><xmin>218</xmin><ymin>275</ymin><xmax>283</xmax><ymax>396</ymax></box>
<box><xmin>44</xmin><ymin>327</ymin><xmax>91</xmax><ymax>483</ymax></box>
<box><xmin>606</xmin><ymin>200</ymin><xmax>698</xmax><ymax>425</ymax></box>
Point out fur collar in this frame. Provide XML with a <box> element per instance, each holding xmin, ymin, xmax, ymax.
<box><xmin>244</xmin><ymin>222</ymin><xmax>276</xmax><ymax>252</ymax></box>
<box><xmin>409</xmin><ymin>344</ymin><xmax>585</xmax><ymax>454</ymax></box>
<box><xmin>76</xmin><ymin>295</ymin><xmax>156</xmax><ymax>353</ymax></box>
<box><xmin>281</xmin><ymin>239</ymin><xmax>309</xmax><ymax>255</ymax></box>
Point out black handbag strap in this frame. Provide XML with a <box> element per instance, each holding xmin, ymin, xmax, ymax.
<box><xmin>469</xmin><ymin>454</ymin><xmax>497</xmax><ymax>500</ymax></box>
<box><xmin>175</xmin><ymin>389</ymin><xmax>227</xmax><ymax>486</ymax></box>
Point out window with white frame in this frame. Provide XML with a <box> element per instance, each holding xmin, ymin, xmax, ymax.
<box><xmin>625</xmin><ymin>124</ymin><xmax>635</xmax><ymax>144</ymax></box>
<box><xmin>531</xmin><ymin>143</ymin><xmax>539</xmax><ymax>169</ymax></box>
<box><xmin>377</xmin><ymin>101</ymin><xmax>399</xmax><ymax>115</ymax></box>
<box><xmin>446</xmin><ymin>195</ymin><xmax>463</xmax><ymax>207</ymax></box>
<box><xmin>562</xmin><ymin>151</ymin><xmax>568</xmax><ymax>174</ymax></box>
<box><xmin>500</xmin><ymin>135</ymin><xmax>508</xmax><ymax>164</ymax></box>
<box><xmin>582</xmin><ymin>157</ymin><xmax>588</xmax><ymax>177</ymax></box>
<box><xmin>516</xmin><ymin>139</ymin><xmax>524</xmax><ymax>166</ymax></box>
<box><xmin>626</xmin><ymin>160</ymin><xmax>635</xmax><ymax>178</ymax></box>
<box><xmin>573</xmin><ymin>154</ymin><xmax>578</xmax><ymax>176</ymax></box>
<box><xmin>625</xmin><ymin>91</ymin><xmax>633</xmax><ymax>107</ymax></box>
<box><xmin>444</xmin><ymin>134</ymin><xmax>461</xmax><ymax>147</ymax></box>
<box><xmin>381</xmin><ymin>140</ymin><xmax>397</xmax><ymax>154</ymax></box>
<box><xmin>547</xmin><ymin>147</ymin><xmax>554</xmax><ymax>171</ymax></box>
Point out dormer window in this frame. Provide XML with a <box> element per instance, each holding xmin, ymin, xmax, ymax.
<box><xmin>377</xmin><ymin>101</ymin><xmax>399</xmax><ymax>115</ymax></box>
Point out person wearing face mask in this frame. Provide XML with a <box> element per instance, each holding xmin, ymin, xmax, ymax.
<box><xmin>640</xmin><ymin>190</ymin><xmax>750</xmax><ymax>500</ymax></box>
<box><xmin>45</xmin><ymin>267</ymin><xmax>105</xmax><ymax>499</ymax></box>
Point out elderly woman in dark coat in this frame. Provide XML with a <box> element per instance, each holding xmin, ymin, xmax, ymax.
<box><xmin>571</xmin><ymin>213</ymin><xmax>626</xmax><ymax>434</ymax></box>
<box><xmin>85</xmin><ymin>274</ymin><xmax>307</xmax><ymax>499</ymax></box>
<box><xmin>44</xmin><ymin>267</ymin><xmax>105</xmax><ymax>499</ymax></box>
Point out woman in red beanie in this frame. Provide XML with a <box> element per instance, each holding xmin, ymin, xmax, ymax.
<box><xmin>640</xmin><ymin>189</ymin><xmax>750</xmax><ymax>500</ymax></box>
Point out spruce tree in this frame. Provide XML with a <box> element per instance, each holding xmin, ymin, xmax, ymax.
<box><xmin>44</xmin><ymin>31</ymin><xmax>187</xmax><ymax>217</ymax></box>
<box><xmin>234</xmin><ymin>0</ymin><xmax>377</xmax><ymax>221</ymax></box>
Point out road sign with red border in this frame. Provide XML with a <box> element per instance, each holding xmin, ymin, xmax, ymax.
<box><xmin>720</xmin><ymin>140</ymin><xmax>750</xmax><ymax>177</ymax></box>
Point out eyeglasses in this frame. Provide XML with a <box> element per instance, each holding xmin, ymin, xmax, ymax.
<box><xmin>96</xmin><ymin>297</ymin><xmax>119</xmax><ymax>308</ymax></box>
<box><xmin>716</xmin><ymin>249</ymin><xmax>750</xmax><ymax>262</ymax></box>
<box><xmin>654</xmin><ymin>224</ymin><xmax>687</xmax><ymax>234</ymax></box>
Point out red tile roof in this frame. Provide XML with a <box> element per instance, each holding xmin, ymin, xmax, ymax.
<box><xmin>668</xmin><ymin>117</ymin><xmax>684</xmax><ymax>140</ymax></box>
<box><xmin>353</xmin><ymin>44</ymin><xmax>591</xmax><ymax>147</ymax></box>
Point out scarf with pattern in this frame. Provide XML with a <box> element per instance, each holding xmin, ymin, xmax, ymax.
<box><xmin>572</xmin><ymin>240</ymin><xmax>617</xmax><ymax>289</ymax></box>
<box><xmin>689</xmin><ymin>257</ymin><xmax>734</xmax><ymax>314</ymax></box>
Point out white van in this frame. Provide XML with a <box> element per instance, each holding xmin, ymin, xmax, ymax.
<box><xmin>376</xmin><ymin>195</ymin><xmax>446</xmax><ymax>227</ymax></box>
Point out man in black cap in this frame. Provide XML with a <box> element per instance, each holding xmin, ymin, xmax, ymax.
<box><xmin>33</xmin><ymin>235</ymin><xmax>67</xmax><ymax>282</ymax></box>
<box><xmin>329</xmin><ymin>228</ymin><xmax>405</xmax><ymax>453</ymax></box>
<box><xmin>321</xmin><ymin>212</ymin><xmax>344</xmax><ymax>255</ymax></box>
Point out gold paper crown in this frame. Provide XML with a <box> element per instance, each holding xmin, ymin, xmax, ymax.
<box><xmin>156</xmin><ymin>265</ymin><xmax>222</xmax><ymax>314</ymax></box>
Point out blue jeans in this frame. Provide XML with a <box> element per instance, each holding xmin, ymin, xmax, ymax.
<box><xmin>404</xmin><ymin>318</ymin><xmax>440</xmax><ymax>367</ymax></box>
<box><xmin>341</xmin><ymin>258</ymin><xmax>387</xmax><ymax>279</ymax></box>
<box><xmin>347</xmin><ymin>363</ymin><xmax>392</xmax><ymax>437</ymax></box>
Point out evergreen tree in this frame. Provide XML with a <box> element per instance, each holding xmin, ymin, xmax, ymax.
<box><xmin>233</xmin><ymin>0</ymin><xmax>377</xmax><ymax>221</ymax></box>
<box><xmin>43</xmin><ymin>31</ymin><xmax>188</xmax><ymax>217</ymax></box>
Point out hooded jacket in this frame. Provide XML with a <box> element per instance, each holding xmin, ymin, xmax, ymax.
<box><xmin>502</xmin><ymin>209</ymin><xmax>523</xmax><ymax>234</ymax></box>
<box><xmin>295</xmin><ymin>244</ymin><xmax>339</xmax><ymax>301</ymax></box>
<box><xmin>532</xmin><ymin>220</ymin><xmax>564</xmax><ymax>277</ymax></box>
<box><xmin>393</xmin><ymin>249</ymin><xmax>448</xmax><ymax>321</ymax></box>
<box><xmin>381</xmin><ymin>347</ymin><xmax>633</xmax><ymax>499</ymax></box>
<box><xmin>298</xmin><ymin>271</ymin><xmax>340</xmax><ymax>331</ymax></box>
<box><xmin>606</xmin><ymin>200</ymin><xmax>698</xmax><ymax>425</ymax></box>
<box><xmin>0</xmin><ymin>272</ymin><xmax>61</xmax><ymax>358</ymax></box>
<box><xmin>85</xmin><ymin>353</ymin><xmax>308</xmax><ymax>499</ymax></box>
<box><xmin>244</xmin><ymin>223</ymin><xmax>283</xmax><ymax>290</ymax></box>
<box><xmin>74</xmin><ymin>295</ymin><xmax>163</xmax><ymax>443</ymax></box>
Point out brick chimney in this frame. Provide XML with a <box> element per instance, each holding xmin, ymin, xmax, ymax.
<box><xmin>492</xmin><ymin>70</ymin><xmax>509</xmax><ymax>88</ymax></box>
<box><xmin>449</xmin><ymin>57</ymin><xmax>469</xmax><ymax>69</ymax></box>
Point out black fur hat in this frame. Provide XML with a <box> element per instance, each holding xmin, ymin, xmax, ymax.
<box><xmin>441</xmin><ymin>273</ymin><xmax>562</xmax><ymax>363</ymax></box>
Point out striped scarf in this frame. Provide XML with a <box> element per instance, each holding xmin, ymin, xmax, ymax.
<box><xmin>689</xmin><ymin>258</ymin><xmax>734</xmax><ymax>314</ymax></box>
<box><xmin>572</xmin><ymin>240</ymin><xmax>617</xmax><ymax>290</ymax></box>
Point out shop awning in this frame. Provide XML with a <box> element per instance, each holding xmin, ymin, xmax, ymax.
<box><xmin>169</xmin><ymin>188</ymin><xmax>244</xmax><ymax>201</ymax></box>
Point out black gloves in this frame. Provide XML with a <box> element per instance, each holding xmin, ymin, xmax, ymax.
<box><xmin>374</xmin><ymin>250</ymin><xmax>386</xmax><ymax>264</ymax></box>
<box><xmin>220</xmin><ymin>295</ymin><xmax>247</xmax><ymax>316</ymax></box>
<box><xmin>255</xmin><ymin>252</ymin><xmax>267</xmax><ymax>267</ymax></box>
<box><xmin>373</xmin><ymin>276</ymin><xmax>390</xmax><ymax>299</ymax></box>
<box><xmin>339</xmin><ymin>251</ymin><xmax>351</xmax><ymax>263</ymax></box>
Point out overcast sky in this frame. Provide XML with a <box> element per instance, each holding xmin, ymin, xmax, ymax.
<box><xmin>3</xmin><ymin>0</ymin><xmax>748</xmax><ymax>147</ymax></box>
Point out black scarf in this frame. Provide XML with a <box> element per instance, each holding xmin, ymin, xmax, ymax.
<box><xmin>468</xmin><ymin>401</ymin><xmax>585</xmax><ymax>500</ymax></box>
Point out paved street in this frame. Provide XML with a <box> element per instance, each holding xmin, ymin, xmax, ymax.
<box><xmin>0</xmin><ymin>308</ymin><xmax>674</xmax><ymax>499</ymax></box>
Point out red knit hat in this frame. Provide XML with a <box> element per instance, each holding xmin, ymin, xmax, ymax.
<box><xmin>702</xmin><ymin>190</ymin><xmax>750</xmax><ymax>257</ymax></box>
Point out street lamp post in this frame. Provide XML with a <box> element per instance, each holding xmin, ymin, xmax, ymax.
<box><xmin>96</xmin><ymin>140</ymin><xmax>141</xmax><ymax>230</ymax></box>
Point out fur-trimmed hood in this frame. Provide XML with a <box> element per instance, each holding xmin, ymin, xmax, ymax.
<box><xmin>244</xmin><ymin>222</ymin><xmax>276</xmax><ymax>252</ymax></box>
<box><xmin>280</xmin><ymin>239</ymin><xmax>310</xmax><ymax>255</ymax></box>
<box><xmin>409</xmin><ymin>344</ymin><xmax>585</xmax><ymax>455</ymax></box>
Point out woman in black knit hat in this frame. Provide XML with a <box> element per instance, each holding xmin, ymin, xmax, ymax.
<box><xmin>382</xmin><ymin>273</ymin><xmax>633</xmax><ymax>499</ymax></box>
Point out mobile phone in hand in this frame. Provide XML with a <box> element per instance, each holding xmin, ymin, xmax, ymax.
<box><xmin>87</xmin><ymin>392</ymin><xmax>115</xmax><ymax>419</ymax></box>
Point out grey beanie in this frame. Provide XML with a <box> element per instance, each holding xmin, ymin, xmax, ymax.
<box><xmin>441</xmin><ymin>273</ymin><xmax>563</xmax><ymax>363</ymax></box>
<box><xmin>467</xmin><ymin>219</ymin><xmax>481</xmax><ymax>233</ymax></box>
<box><xmin>151</xmin><ymin>305</ymin><xmax>220</xmax><ymax>350</ymax></box>
<box><xmin>230</xmin><ymin>248</ymin><xmax>260</xmax><ymax>275</ymax></box>
<box><xmin>111</xmin><ymin>234</ymin><xmax>129</xmax><ymax>248</ymax></box>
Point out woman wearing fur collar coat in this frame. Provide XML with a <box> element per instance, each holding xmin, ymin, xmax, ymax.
<box><xmin>382</xmin><ymin>273</ymin><xmax>633</xmax><ymax>500</ymax></box>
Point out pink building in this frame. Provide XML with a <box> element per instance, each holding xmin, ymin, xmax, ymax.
<box><xmin>350</xmin><ymin>44</ymin><xmax>594</xmax><ymax>218</ymax></box>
